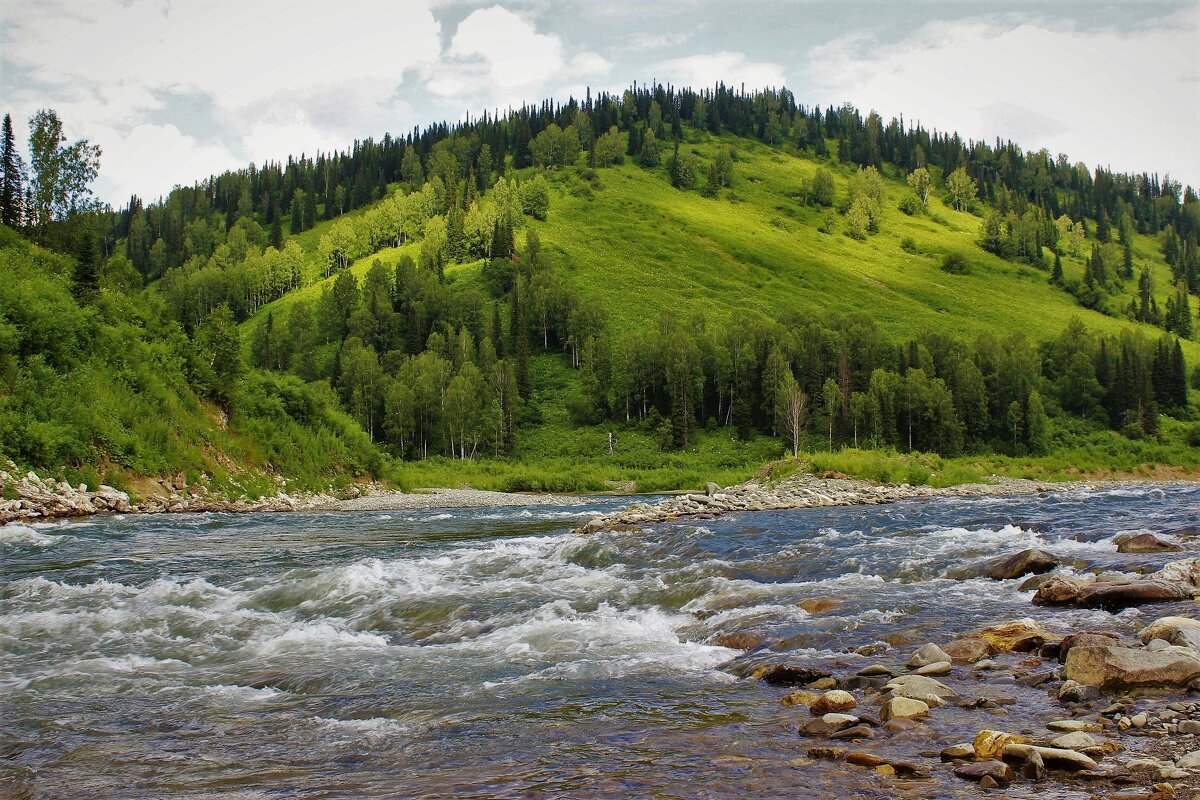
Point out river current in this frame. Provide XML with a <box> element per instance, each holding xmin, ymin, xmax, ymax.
<box><xmin>2</xmin><ymin>485</ymin><xmax>1199</xmax><ymax>798</ymax></box>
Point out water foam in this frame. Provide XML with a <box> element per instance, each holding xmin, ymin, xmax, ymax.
<box><xmin>0</xmin><ymin>524</ymin><xmax>64</xmax><ymax>547</ymax></box>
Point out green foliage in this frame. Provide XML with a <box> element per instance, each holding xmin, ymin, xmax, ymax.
<box><xmin>941</xmin><ymin>252</ymin><xmax>970</xmax><ymax>274</ymax></box>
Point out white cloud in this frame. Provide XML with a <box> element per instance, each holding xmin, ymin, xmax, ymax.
<box><xmin>91</xmin><ymin>123</ymin><xmax>243</xmax><ymax>203</ymax></box>
<box><xmin>1</xmin><ymin>0</ymin><xmax>444</xmax><ymax>203</ymax></box>
<box><xmin>651</xmin><ymin>51</ymin><xmax>787</xmax><ymax>91</ymax></box>
<box><xmin>434</xmin><ymin>5</ymin><xmax>610</xmax><ymax>111</ymax></box>
<box><xmin>805</xmin><ymin>10</ymin><xmax>1200</xmax><ymax>187</ymax></box>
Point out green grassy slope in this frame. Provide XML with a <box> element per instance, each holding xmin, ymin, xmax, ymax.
<box><xmin>531</xmin><ymin>134</ymin><xmax>1196</xmax><ymax>361</ymax></box>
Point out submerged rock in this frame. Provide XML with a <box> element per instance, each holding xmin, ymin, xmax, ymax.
<box><xmin>1064</xmin><ymin>644</ymin><xmax>1200</xmax><ymax>691</ymax></box>
<box><xmin>1115</xmin><ymin>532</ymin><xmax>1181</xmax><ymax>553</ymax></box>
<box><xmin>986</xmin><ymin>548</ymin><xmax>1061</xmax><ymax>580</ymax></box>
<box><xmin>750</xmin><ymin>663</ymin><xmax>832</xmax><ymax>686</ymax></box>
<box><xmin>955</xmin><ymin>760</ymin><xmax>1014</xmax><ymax>784</ymax></box>
<box><xmin>1001</xmin><ymin>743</ymin><xmax>1097</xmax><ymax>771</ymax></box>
<box><xmin>780</xmin><ymin>690</ymin><xmax>821</xmax><ymax>708</ymax></box>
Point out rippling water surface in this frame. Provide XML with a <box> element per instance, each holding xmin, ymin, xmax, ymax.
<box><xmin>2</xmin><ymin>486</ymin><xmax>1199</xmax><ymax>798</ymax></box>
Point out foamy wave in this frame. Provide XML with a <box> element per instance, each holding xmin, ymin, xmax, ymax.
<box><xmin>0</xmin><ymin>524</ymin><xmax>64</xmax><ymax>547</ymax></box>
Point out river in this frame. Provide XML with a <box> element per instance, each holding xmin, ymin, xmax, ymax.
<box><xmin>2</xmin><ymin>485</ymin><xmax>1198</xmax><ymax>798</ymax></box>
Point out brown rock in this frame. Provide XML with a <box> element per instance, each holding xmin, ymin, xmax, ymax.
<box><xmin>955</xmin><ymin>760</ymin><xmax>1014</xmax><ymax>784</ymax></box>
<box><xmin>1058</xmin><ymin>631</ymin><xmax>1123</xmax><ymax>663</ymax></box>
<box><xmin>978</xmin><ymin>620</ymin><xmax>1059</xmax><ymax>653</ymax></box>
<box><xmin>1116</xmin><ymin>532</ymin><xmax>1181</xmax><ymax>553</ymax></box>
<box><xmin>750</xmin><ymin>663</ymin><xmax>832</xmax><ymax>686</ymax></box>
<box><xmin>942</xmin><ymin>637</ymin><xmax>993</xmax><ymax>663</ymax></box>
<box><xmin>798</xmin><ymin>596</ymin><xmax>845</xmax><ymax>614</ymax></box>
<box><xmin>1033</xmin><ymin>575</ymin><xmax>1190</xmax><ymax>609</ymax></box>
<box><xmin>986</xmin><ymin>548</ymin><xmax>1061</xmax><ymax>580</ymax></box>
<box><xmin>974</xmin><ymin>730</ymin><xmax>1028</xmax><ymax>760</ymax></box>
<box><xmin>881</xmin><ymin>696</ymin><xmax>929</xmax><ymax>721</ymax></box>
<box><xmin>780</xmin><ymin>690</ymin><xmax>821</xmax><ymax>708</ymax></box>
<box><xmin>806</xmin><ymin>746</ymin><xmax>846</xmax><ymax>761</ymax></box>
<box><xmin>709</xmin><ymin>631</ymin><xmax>766</xmax><ymax>650</ymax></box>
<box><xmin>810</xmin><ymin>690</ymin><xmax>857</xmax><ymax>716</ymax></box>
<box><xmin>846</xmin><ymin>752</ymin><xmax>887</xmax><ymax>767</ymax></box>
<box><xmin>1064</xmin><ymin>644</ymin><xmax>1200</xmax><ymax>691</ymax></box>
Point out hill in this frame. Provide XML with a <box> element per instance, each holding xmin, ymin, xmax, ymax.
<box><xmin>2</xmin><ymin>85</ymin><xmax>1198</xmax><ymax>495</ymax></box>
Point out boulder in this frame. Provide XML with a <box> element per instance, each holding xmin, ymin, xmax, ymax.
<box><xmin>798</xmin><ymin>596</ymin><xmax>845</xmax><ymax>614</ymax></box>
<box><xmin>845</xmin><ymin>752</ymin><xmax>887</xmax><ymax>768</ymax></box>
<box><xmin>883</xmin><ymin>674</ymin><xmax>957</xmax><ymax>706</ymax></box>
<box><xmin>942</xmin><ymin>637</ymin><xmax>992</xmax><ymax>663</ymax></box>
<box><xmin>1115</xmin><ymin>532</ymin><xmax>1181</xmax><ymax>553</ymax></box>
<box><xmin>709</xmin><ymin>631</ymin><xmax>766</xmax><ymax>651</ymax></box>
<box><xmin>1050</xmin><ymin>731</ymin><xmax>1100</xmax><ymax>750</ymax></box>
<box><xmin>1033</xmin><ymin>575</ymin><xmax>1190</xmax><ymax>609</ymax></box>
<box><xmin>941</xmin><ymin>743</ymin><xmax>975</xmax><ymax>761</ymax></box>
<box><xmin>1001</xmin><ymin>743</ymin><xmax>1097</xmax><ymax>771</ymax></box>
<box><xmin>1176</xmin><ymin>750</ymin><xmax>1200</xmax><ymax>769</ymax></box>
<box><xmin>810</xmin><ymin>690</ymin><xmax>857</xmax><ymax>716</ymax></box>
<box><xmin>914</xmin><ymin>661</ymin><xmax>952</xmax><ymax>676</ymax></box>
<box><xmin>780</xmin><ymin>690</ymin><xmax>821</xmax><ymax>708</ymax></box>
<box><xmin>704</xmin><ymin>482</ymin><xmax>720</xmax><ymax>497</ymax></box>
<box><xmin>750</xmin><ymin>664</ymin><xmax>832</xmax><ymax>686</ymax></box>
<box><xmin>986</xmin><ymin>548</ymin><xmax>1061</xmax><ymax>580</ymax></box>
<box><xmin>1057</xmin><ymin>679</ymin><xmax>1101</xmax><ymax>703</ymax></box>
<box><xmin>1058</xmin><ymin>631</ymin><xmax>1123</xmax><ymax>663</ymax></box>
<box><xmin>1139</xmin><ymin>616</ymin><xmax>1200</xmax><ymax>647</ymax></box>
<box><xmin>974</xmin><ymin>730</ymin><xmax>1028</xmax><ymax>760</ymax></box>
<box><xmin>955</xmin><ymin>760</ymin><xmax>1014</xmax><ymax>784</ymax></box>
<box><xmin>1019</xmin><ymin>749</ymin><xmax>1046</xmax><ymax>781</ymax></box>
<box><xmin>1064</xmin><ymin>644</ymin><xmax>1200</xmax><ymax>691</ymax></box>
<box><xmin>881</xmin><ymin>696</ymin><xmax>929</xmax><ymax>722</ymax></box>
<box><xmin>978</xmin><ymin>619</ymin><xmax>1059</xmax><ymax>653</ymax></box>
<box><xmin>907</xmin><ymin>642</ymin><xmax>952</xmax><ymax>668</ymax></box>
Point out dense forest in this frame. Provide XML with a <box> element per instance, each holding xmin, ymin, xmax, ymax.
<box><xmin>1</xmin><ymin>82</ymin><xmax>1198</xmax><ymax>492</ymax></box>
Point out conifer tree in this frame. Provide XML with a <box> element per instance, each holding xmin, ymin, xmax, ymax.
<box><xmin>1</xmin><ymin>113</ymin><xmax>24</xmax><ymax>227</ymax></box>
<box><xmin>1050</xmin><ymin>251</ymin><xmax>1064</xmax><ymax>285</ymax></box>
<box><xmin>73</xmin><ymin>221</ymin><xmax>100</xmax><ymax>301</ymax></box>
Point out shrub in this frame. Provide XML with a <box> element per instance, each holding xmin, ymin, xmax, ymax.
<box><xmin>898</xmin><ymin>195</ymin><xmax>921</xmax><ymax>216</ymax></box>
<box><xmin>941</xmin><ymin>252</ymin><xmax>970</xmax><ymax>274</ymax></box>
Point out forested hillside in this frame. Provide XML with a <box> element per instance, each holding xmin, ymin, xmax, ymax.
<box><xmin>1</xmin><ymin>83</ymin><xmax>1198</xmax><ymax>494</ymax></box>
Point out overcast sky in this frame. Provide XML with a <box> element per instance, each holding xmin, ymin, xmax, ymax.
<box><xmin>1</xmin><ymin>1</ymin><xmax>1197</xmax><ymax>206</ymax></box>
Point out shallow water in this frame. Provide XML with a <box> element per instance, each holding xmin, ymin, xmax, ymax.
<box><xmin>2</xmin><ymin>486</ymin><xmax>1198</xmax><ymax>798</ymax></box>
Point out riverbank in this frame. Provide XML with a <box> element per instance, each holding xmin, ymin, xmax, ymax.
<box><xmin>576</xmin><ymin>471</ymin><xmax>1078</xmax><ymax>533</ymax></box>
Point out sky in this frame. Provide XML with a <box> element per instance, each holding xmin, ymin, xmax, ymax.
<box><xmin>1</xmin><ymin>0</ymin><xmax>1197</xmax><ymax>206</ymax></box>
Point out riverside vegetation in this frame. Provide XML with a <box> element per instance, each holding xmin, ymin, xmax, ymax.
<box><xmin>0</xmin><ymin>84</ymin><xmax>1198</xmax><ymax>507</ymax></box>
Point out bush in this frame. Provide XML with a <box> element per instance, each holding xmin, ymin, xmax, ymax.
<box><xmin>900</xmin><ymin>237</ymin><xmax>919</xmax><ymax>254</ymax></box>
<box><xmin>898</xmin><ymin>195</ymin><xmax>921</xmax><ymax>216</ymax></box>
<box><xmin>941</xmin><ymin>252</ymin><xmax>970</xmax><ymax>274</ymax></box>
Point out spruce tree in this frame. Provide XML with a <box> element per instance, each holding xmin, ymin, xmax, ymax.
<box><xmin>73</xmin><ymin>222</ymin><xmax>101</xmax><ymax>301</ymax></box>
<box><xmin>1050</xmin><ymin>251</ymin><xmax>1064</xmax><ymax>285</ymax></box>
<box><xmin>1</xmin><ymin>113</ymin><xmax>23</xmax><ymax>227</ymax></box>
<box><xmin>270</xmin><ymin>214</ymin><xmax>283</xmax><ymax>250</ymax></box>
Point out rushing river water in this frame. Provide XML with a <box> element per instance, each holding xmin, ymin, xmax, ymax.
<box><xmin>2</xmin><ymin>485</ymin><xmax>1199</xmax><ymax>799</ymax></box>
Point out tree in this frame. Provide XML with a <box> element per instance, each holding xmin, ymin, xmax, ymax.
<box><xmin>638</xmin><ymin>128</ymin><xmax>660</xmax><ymax>168</ymax></box>
<box><xmin>822</xmin><ymin>377</ymin><xmax>841</xmax><ymax>450</ymax></box>
<box><xmin>945</xmin><ymin>166</ymin><xmax>977</xmax><ymax>212</ymax></box>
<box><xmin>197</xmin><ymin>305</ymin><xmax>244</xmax><ymax>411</ymax></box>
<box><xmin>845</xmin><ymin>197</ymin><xmax>872</xmax><ymax>240</ymax></box>
<box><xmin>809</xmin><ymin>168</ymin><xmax>835</xmax><ymax>206</ymax></box>
<box><xmin>778</xmin><ymin>374</ymin><xmax>810</xmax><ymax>458</ymax></box>
<box><xmin>1</xmin><ymin>114</ymin><xmax>24</xmax><ymax>227</ymax></box>
<box><xmin>907</xmin><ymin>167</ymin><xmax>931</xmax><ymax>206</ymax></box>
<box><xmin>849</xmin><ymin>391</ymin><xmax>869</xmax><ymax>448</ymax></box>
<box><xmin>27</xmin><ymin>109</ymin><xmax>102</xmax><ymax>232</ymax></box>
<box><xmin>594</xmin><ymin>126</ymin><xmax>627</xmax><ymax>166</ymax></box>
<box><xmin>667</xmin><ymin>142</ymin><xmax>697</xmax><ymax>190</ymax></box>
<box><xmin>519</xmin><ymin>176</ymin><xmax>549</xmax><ymax>220</ymax></box>
<box><xmin>73</xmin><ymin>221</ymin><xmax>101</xmax><ymax>301</ymax></box>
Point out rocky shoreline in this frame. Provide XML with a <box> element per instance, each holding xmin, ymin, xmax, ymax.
<box><xmin>0</xmin><ymin>462</ymin><xmax>341</xmax><ymax>526</ymax></box>
<box><xmin>576</xmin><ymin>471</ymin><xmax>1160</xmax><ymax>533</ymax></box>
